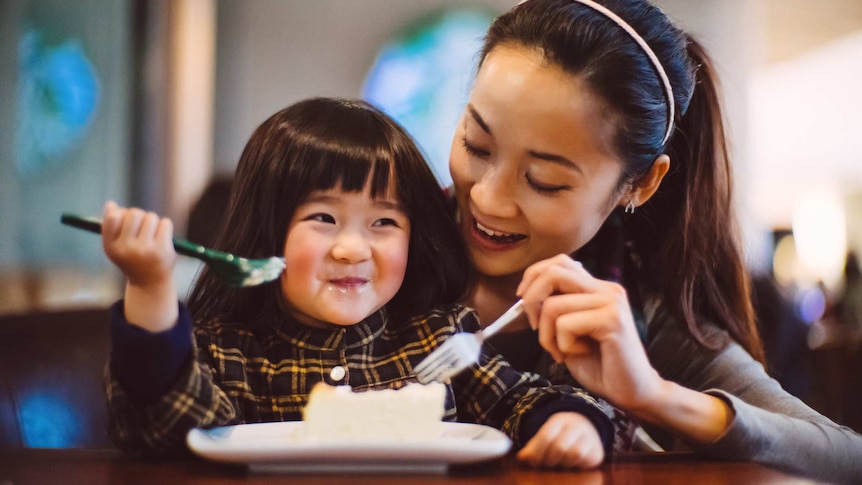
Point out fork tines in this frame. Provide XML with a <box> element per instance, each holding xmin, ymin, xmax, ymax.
<box><xmin>414</xmin><ymin>335</ymin><xmax>481</xmax><ymax>384</ymax></box>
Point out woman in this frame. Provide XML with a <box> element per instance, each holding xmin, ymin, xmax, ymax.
<box><xmin>449</xmin><ymin>0</ymin><xmax>862</xmax><ymax>481</ymax></box>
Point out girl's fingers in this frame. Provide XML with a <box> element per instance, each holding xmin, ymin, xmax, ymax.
<box><xmin>138</xmin><ymin>212</ymin><xmax>161</xmax><ymax>241</ymax></box>
<box><xmin>564</xmin><ymin>439</ymin><xmax>599</xmax><ymax>468</ymax></box>
<box><xmin>517</xmin><ymin>413</ymin><xmax>604</xmax><ymax>469</ymax></box>
<box><xmin>155</xmin><ymin>217</ymin><xmax>174</xmax><ymax>253</ymax></box>
<box><xmin>517</xmin><ymin>418</ymin><xmax>563</xmax><ymax>467</ymax></box>
<box><xmin>101</xmin><ymin>204</ymin><xmax>175</xmax><ymax>259</ymax></box>
<box><xmin>102</xmin><ymin>202</ymin><xmax>124</xmax><ymax>240</ymax></box>
<box><xmin>540</xmin><ymin>427</ymin><xmax>580</xmax><ymax>468</ymax></box>
<box><xmin>120</xmin><ymin>208</ymin><xmax>146</xmax><ymax>241</ymax></box>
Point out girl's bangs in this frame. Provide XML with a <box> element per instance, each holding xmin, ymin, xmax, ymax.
<box><xmin>301</xmin><ymin>151</ymin><xmax>396</xmax><ymax>199</ymax></box>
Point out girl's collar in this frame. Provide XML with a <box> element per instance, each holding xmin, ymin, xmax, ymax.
<box><xmin>272</xmin><ymin>309</ymin><xmax>387</xmax><ymax>351</ymax></box>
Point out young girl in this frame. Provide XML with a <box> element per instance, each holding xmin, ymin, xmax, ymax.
<box><xmin>102</xmin><ymin>97</ymin><xmax>612</xmax><ymax>468</ymax></box>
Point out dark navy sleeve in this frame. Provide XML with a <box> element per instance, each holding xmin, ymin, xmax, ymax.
<box><xmin>109</xmin><ymin>300</ymin><xmax>193</xmax><ymax>404</ymax></box>
<box><xmin>520</xmin><ymin>397</ymin><xmax>615</xmax><ymax>457</ymax></box>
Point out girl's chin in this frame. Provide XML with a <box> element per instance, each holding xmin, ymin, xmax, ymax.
<box><xmin>289</xmin><ymin>309</ymin><xmax>368</xmax><ymax>329</ymax></box>
<box><xmin>318</xmin><ymin>312</ymin><xmax>367</xmax><ymax>327</ymax></box>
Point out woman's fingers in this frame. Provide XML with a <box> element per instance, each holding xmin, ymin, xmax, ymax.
<box><xmin>518</xmin><ymin>254</ymin><xmax>591</xmax><ymax>295</ymax></box>
<box><xmin>533</xmin><ymin>292</ymin><xmax>608</xmax><ymax>360</ymax></box>
<box><xmin>518</xmin><ymin>256</ymin><xmax>602</xmax><ymax>331</ymax></box>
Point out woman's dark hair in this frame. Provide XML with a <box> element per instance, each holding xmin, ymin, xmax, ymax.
<box><xmin>188</xmin><ymin>97</ymin><xmax>470</xmax><ymax>326</ymax></box>
<box><xmin>482</xmin><ymin>0</ymin><xmax>763</xmax><ymax>361</ymax></box>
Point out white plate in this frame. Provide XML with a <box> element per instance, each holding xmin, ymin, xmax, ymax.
<box><xmin>187</xmin><ymin>421</ymin><xmax>512</xmax><ymax>474</ymax></box>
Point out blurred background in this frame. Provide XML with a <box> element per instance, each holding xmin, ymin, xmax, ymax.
<box><xmin>1</xmin><ymin>0</ymin><xmax>861</xmax><ymax>441</ymax></box>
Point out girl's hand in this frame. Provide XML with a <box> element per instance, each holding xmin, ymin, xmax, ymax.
<box><xmin>517</xmin><ymin>254</ymin><xmax>666</xmax><ymax>413</ymax></box>
<box><xmin>516</xmin><ymin>412</ymin><xmax>604</xmax><ymax>469</ymax></box>
<box><xmin>102</xmin><ymin>201</ymin><xmax>178</xmax><ymax>332</ymax></box>
<box><xmin>102</xmin><ymin>201</ymin><xmax>177</xmax><ymax>287</ymax></box>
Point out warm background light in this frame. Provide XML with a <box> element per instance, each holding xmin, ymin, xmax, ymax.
<box><xmin>791</xmin><ymin>189</ymin><xmax>847</xmax><ymax>289</ymax></box>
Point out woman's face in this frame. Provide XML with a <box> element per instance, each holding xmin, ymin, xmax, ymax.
<box><xmin>449</xmin><ymin>45</ymin><xmax>627</xmax><ymax>278</ymax></box>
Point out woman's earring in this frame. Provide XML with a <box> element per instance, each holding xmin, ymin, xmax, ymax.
<box><xmin>625</xmin><ymin>200</ymin><xmax>636</xmax><ymax>214</ymax></box>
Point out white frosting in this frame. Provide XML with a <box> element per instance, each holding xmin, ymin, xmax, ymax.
<box><xmin>302</xmin><ymin>382</ymin><xmax>446</xmax><ymax>441</ymax></box>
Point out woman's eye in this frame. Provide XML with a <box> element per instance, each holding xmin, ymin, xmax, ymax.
<box><xmin>461</xmin><ymin>136</ymin><xmax>490</xmax><ymax>159</ymax></box>
<box><xmin>525</xmin><ymin>173</ymin><xmax>569</xmax><ymax>194</ymax></box>
<box><xmin>306</xmin><ymin>213</ymin><xmax>336</xmax><ymax>223</ymax></box>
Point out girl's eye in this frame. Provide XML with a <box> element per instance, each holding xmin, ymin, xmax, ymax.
<box><xmin>306</xmin><ymin>213</ymin><xmax>336</xmax><ymax>224</ymax></box>
<box><xmin>525</xmin><ymin>173</ymin><xmax>570</xmax><ymax>194</ymax></box>
<box><xmin>372</xmin><ymin>218</ymin><xmax>400</xmax><ymax>227</ymax></box>
<box><xmin>461</xmin><ymin>136</ymin><xmax>490</xmax><ymax>159</ymax></box>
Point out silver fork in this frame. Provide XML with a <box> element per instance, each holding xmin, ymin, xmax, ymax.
<box><xmin>414</xmin><ymin>300</ymin><xmax>525</xmax><ymax>383</ymax></box>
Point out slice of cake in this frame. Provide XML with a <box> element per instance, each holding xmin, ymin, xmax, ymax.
<box><xmin>302</xmin><ymin>382</ymin><xmax>446</xmax><ymax>441</ymax></box>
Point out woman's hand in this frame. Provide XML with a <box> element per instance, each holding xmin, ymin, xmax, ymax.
<box><xmin>517</xmin><ymin>255</ymin><xmax>734</xmax><ymax>444</ymax></box>
<box><xmin>102</xmin><ymin>201</ymin><xmax>178</xmax><ymax>332</ymax></box>
<box><xmin>517</xmin><ymin>412</ymin><xmax>604</xmax><ymax>469</ymax></box>
<box><xmin>516</xmin><ymin>254</ymin><xmax>665</xmax><ymax>413</ymax></box>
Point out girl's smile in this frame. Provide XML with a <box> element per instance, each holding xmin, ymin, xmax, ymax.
<box><xmin>326</xmin><ymin>276</ymin><xmax>371</xmax><ymax>292</ymax></box>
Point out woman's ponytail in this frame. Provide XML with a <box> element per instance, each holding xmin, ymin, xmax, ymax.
<box><xmin>640</xmin><ymin>35</ymin><xmax>764</xmax><ymax>363</ymax></box>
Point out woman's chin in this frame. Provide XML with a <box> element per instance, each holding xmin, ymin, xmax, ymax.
<box><xmin>469</xmin><ymin>251</ymin><xmax>527</xmax><ymax>279</ymax></box>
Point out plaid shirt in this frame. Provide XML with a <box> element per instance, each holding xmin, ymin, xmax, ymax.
<box><xmin>106</xmin><ymin>302</ymin><xmax>612</xmax><ymax>456</ymax></box>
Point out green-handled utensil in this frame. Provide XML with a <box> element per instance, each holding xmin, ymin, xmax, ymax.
<box><xmin>61</xmin><ymin>213</ymin><xmax>285</xmax><ymax>287</ymax></box>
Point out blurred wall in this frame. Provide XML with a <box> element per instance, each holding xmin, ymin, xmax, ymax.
<box><xmin>0</xmin><ymin>0</ymin><xmax>132</xmax><ymax>313</ymax></box>
<box><xmin>213</xmin><ymin>0</ymin><xmax>516</xmax><ymax>173</ymax></box>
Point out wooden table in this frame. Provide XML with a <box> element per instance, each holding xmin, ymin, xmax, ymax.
<box><xmin>0</xmin><ymin>448</ymin><xmax>825</xmax><ymax>484</ymax></box>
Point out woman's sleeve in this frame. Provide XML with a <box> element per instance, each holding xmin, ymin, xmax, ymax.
<box><xmin>105</xmin><ymin>302</ymin><xmax>237</xmax><ymax>456</ymax></box>
<box><xmin>448</xmin><ymin>307</ymin><xmax>615</xmax><ymax>452</ymax></box>
<box><xmin>647</xmin><ymin>315</ymin><xmax>862</xmax><ymax>483</ymax></box>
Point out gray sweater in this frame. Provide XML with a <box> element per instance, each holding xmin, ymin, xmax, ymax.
<box><xmin>646</xmin><ymin>315</ymin><xmax>862</xmax><ymax>484</ymax></box>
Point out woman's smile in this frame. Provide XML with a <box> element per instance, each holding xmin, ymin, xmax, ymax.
<box><xmin>470</xmin><ymin>216</ymin><xmax>527</xmax><ymax>251</ymax></box>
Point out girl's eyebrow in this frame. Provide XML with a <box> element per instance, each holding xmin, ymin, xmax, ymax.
<box><xmin>303</xmin><ymin>194</ymin><xmax>339</xmax><ymax>204</ymax></box>
<box><xmin>467</xmin><ymin>104</ymin><xmax>581</xmax><ymax>175</ymax></box>
<box><xmin>373</xmin><ymin>199</ymin><xmax>406</xmax><ymax>212</ymax></box>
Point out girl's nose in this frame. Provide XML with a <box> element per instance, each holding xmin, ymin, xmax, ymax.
<box><xmin>470</xmin><ymin>165</ymin><xmax>519</xmax><ymax>218</ymax></box>
<box><xmin>331</xmin><ymin>230</ymin><xmax>372</xmax><ymax>263</ymax></box>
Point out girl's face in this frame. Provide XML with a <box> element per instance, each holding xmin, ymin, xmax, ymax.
<box><xmin>449</xmin><ymin>45</ymin><xmax>627</xmax><ymax>279</ymax></box>
<box><xmin>280</xmin><ymin>183</ymin><xmax>410</xmax><ymax>328</ymax></box>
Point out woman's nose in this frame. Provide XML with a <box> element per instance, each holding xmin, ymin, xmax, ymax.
<box><xmin>331</xmin><ymin>230</ymin><xmax>372</xmax><ymax>263</ymax></box>
<box><xmin>470</xmin><ymin>166</ymin><xmax>519</xmax><ymax>218</ymax></box>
